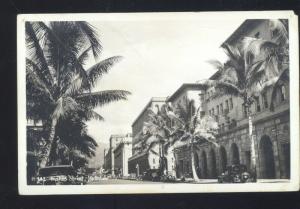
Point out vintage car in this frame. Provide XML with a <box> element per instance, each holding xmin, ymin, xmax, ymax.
<box><xmin>141</xmin><ymin>169</ymin><xmax>161</xmax><ymax>181</ymax></box>
<box><xmin>36</xmin><ymin>165</ymin><xmax>84</xmax><ymax>185</ymax></box>
<box><xmin>218</xmin><ymin>164</ymin><xmax>255</xmax><ymax>183</ymax></box>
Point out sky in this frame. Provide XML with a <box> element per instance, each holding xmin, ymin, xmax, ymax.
<box><xmin>84</xmin><ymin>16</ymin><xmax>246</xmax><ymax>150</ymax></box>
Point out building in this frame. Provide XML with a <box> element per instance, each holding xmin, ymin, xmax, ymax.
<box><xmin>167</xmin><ymin>84</ymin><xmax>207</xmax><ymax>178</ymax></box>
<box><xmin>182</xmin><ymin>19</ymin><xmax>290</xmax><ymax>179</ymax></box>
<box><xmin>113</xmin><ymin>134</ymin><xmax>133</xmax><ymax>177</ymax></box>
<box><xmin>104</xmin><ymin>134</ymin><xmax>130</xmax><ymax>176</ymax></box>
<box><xmin>26</xmin><ymin>119</ymin><xmax>44</xmax><ymax>184</ymax></box>
<box><xmin>128</xmin><ymin>97</ymin><xmax>166</xmax><ymax>176</ymax></box>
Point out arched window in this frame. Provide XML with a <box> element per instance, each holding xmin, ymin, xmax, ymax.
<box><xmin>262</xmin><ymin>92</ymin><xmax>268</xmax><ymax>108</ymax></box>
<box><xmin>280</xmin><ymin>85</ymin><xmax>286</xmax><ymax>101</ymax></box>
<box><xmin>188</xmin><ymin>100</ymin><xmax>196</xmax><ymax>116</ymax></box>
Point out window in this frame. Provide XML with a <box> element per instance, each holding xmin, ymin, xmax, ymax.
<box><xmin>216</xmin><ymin>105</ymin><xmax>219</xmax><ymax>115</ymax></box>
<box><xmin>220</xmin><ymin>103</ymin><xmax>224</xmax><ymax>114</ymax></box>
<box><xmin>225</xmin><ymin>100</ymin><xmax>229</xmax><ymax>110</ymax></box>
<box><xmin>262</xmin><ymin>92</ymin><xmax>268</xmax><ymax>108</ymax></box>
<box><xmin>280</xmin><ymin>85</ymin><xmax>286</xmax><ymax>101</ymax></box>
<box><xmin>254</xmin><ymin>31</ymin><xmax>260</xmax><ymax>38</ymax></box>
<box><xmin>199</xmin><ymin>93</ymin><xmax>205</xmax><ymax>102</ymax></box>
<box><xmin>271</xmin><ymin>29</ymin><xmax>279</xmax><ymax>39</ymax></box>
<box><xmin>209</xmin><ymin>110</ymin><xmax>211</xmax><ymax>116</ymax></box>
<box><xmin>243</xmin><ymin>105</ymin><xmax>247</xmax><ymax>117</ymax></box>
<box><xmin>256</xmin><ymin>97</ymin><xmax>261</xmax><ymax>112</ymax></box>
<box><xmin>229</xmin><ymin>98</ymin><xmax>233</xmax><ymax>110</ymax></box>
<box><xmin>153</xmin><ymin>158</ymin><xmax>155</xmax><ymax>164</ymax></box>
<box><xmin>212</xmin><ymin>108</ymin><xmax>215</xmax><ymax>115</ymax></box>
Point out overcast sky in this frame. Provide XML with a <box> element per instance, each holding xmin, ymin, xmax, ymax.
<box><xmin>84</xmin><ymin>16</ymin><xmax>246</xmax><ymax>147</ymax></box>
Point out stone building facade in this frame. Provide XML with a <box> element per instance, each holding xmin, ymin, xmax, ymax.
<box><xmin>113</xmin><ymin>134</ymin><xmax>133</xmax><ymax>177</ymax></box>
<box><xmin>167</xmin><ymin>84</ymin><xmax>207</xmax><ymax>178</ymax></box>
<box><xmin>104</xmin><ymin>134</ymin><xmax>131</xmax><ymax>176</ymax></box>
<box><xmin>187</xmin><ymin>19</ymin><xmax>290</xmax><ymax>179</ymax></box>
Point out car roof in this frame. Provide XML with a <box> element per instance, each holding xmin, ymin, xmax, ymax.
<box><xmin>38</xmin><ymin>165</ymin><xmax>76</xmax><ymax>176</ymax></box>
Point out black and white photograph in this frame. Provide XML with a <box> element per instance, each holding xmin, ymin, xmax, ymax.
<box><xmin>18</xmin><ymin>11</ymin><xmax>299</xmax><ymax>194</ymax></box>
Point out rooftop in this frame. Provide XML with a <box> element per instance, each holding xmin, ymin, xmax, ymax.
<box><xmin>131</xmin><ymin>97</ymin><xmax>166</xmax><ymax>127</ymax></box>
<box><xmin>221</xmin><ymin>19</ymin><xmax>264</xmax><ymax>47</ymax></box>
<box><xmin>167</xmin><ymin>83</ymin><xmax>207</xmax><ymax>102</ymax></box>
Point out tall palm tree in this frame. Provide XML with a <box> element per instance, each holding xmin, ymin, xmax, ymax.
<box><xmin>142</xmin><ymin>103</ymin><xmax>177</xmax><ymax>175</ymax></box>
<box><xmin>173</xmin><ymin>103</ymin><xmax>219</xmax><ymax>182</ymax></box>
<box><xmin>206</xmin><ymin>43</ymin><xmax>264</xmax><ymax>178</ymax></box>
<box><xmin>26</xmin><ymin>21</ymin><xmax>131</xmax><ymax>167</ymax></box>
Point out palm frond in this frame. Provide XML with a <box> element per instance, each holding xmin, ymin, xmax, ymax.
<box><xmin>36</xmin><ymin>22</ymin><xmax>90</xmax><ymax>88</ymax></box>
<box><xmin>86</xmin><ymin>56</ymin><xmax>123</xmax><ymax>87</ymax></box>
<box><xmin>269</xmin><ymin>19</ymin><xmax>289</xmax><ymax>46</ymax></box>
<box><xmin>206</xmin><ymin>60</ymin><xmax>224</xmax><ymax>72</ymax></box>
<box><xmin>77</xmin><ymin>22</ymin><xmax>102</xmax><ymax>59</ymax></box>
<box><xmin>85</xmin><ymin>109</ymin><xmax>104</xmax><ymax>121</ymax></box>
<box><xmin>215</xmin><ymin>81</ymin><xmax>242</xmax><ymax>96</ymax></box>
<box><xmin>26</xmin><ymin>22</ymin><xmax>54</xmax><ymax>88</ymax></box>
<box><xmin>246</xmin><ymin>59</ymin><xmax>266</xmax><ymax>88</ymax></box>
<box><xmin>222</xmin><ymin>43</ymin><xmax>243</xmax><ymax>68</ymax></box>
<box><xmin>76</xmin><ymin>90</ymin><xmax>131</xmax><ymax>108</ymax></box>
<box><xmin>52</xmin><ymin>96</ymin><xmax>80</xmax><ymax>121</ymax></box>
<box><xmin>77</xmin><ymin>46</ymin><xmax>92</xmax><ymax>65</ymax></box>
<box><xmin>26</xmin><ymin>61</ymin><xmax>54</xmax><ymax>102</ymax></box>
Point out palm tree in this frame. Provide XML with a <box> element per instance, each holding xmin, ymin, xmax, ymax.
<box><xmin>250</xmin><ymin>19</ymin><xmax>289</xmax><ymax>110</ymax></box>
<box><xmin>26</xmin><ymin>21</ymin><xmax>131</xmax><ymax>167</ymax></box>
<box><xmin>48</xmin><ymin>112</ymin><xmax>98</xmax><ymax>167</ymax></box>
<box><xmin>206</xmin><ymin>44</ymin><xmax>264</xmax><ymax>178</ymax></box>
<box><xmin>142</xmin><ymin>103</ymin><xmax>177</xmax><ymax>175</ymax></box>
<box><xmin>173</xmin><ymin>103</ymin><xmax>219</xmax><ymax>182</ymax></box>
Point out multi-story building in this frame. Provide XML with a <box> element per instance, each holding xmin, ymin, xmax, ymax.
<box><xmin>167</xmin><ymin>84</ymin><xmax>207</xmax><ymax>178</ymax></box>
<box><xmin>190</xmin><ymin>19</ymin><xmax>290</xmax><ymax>179</ymax></box>
<box><xmin>104</xmin><ymin>134</ymin><xmax>129</xmax><ymax>176</ymax></box>
<box><xmin>128</xmin><ymin>97</ymin><xmax>166</xmax><ymax>176</ymax></box>
<box><xmin>113</xmin><ymin>134</ymin><xmax>133</xmax><ymax>177</ymax></box>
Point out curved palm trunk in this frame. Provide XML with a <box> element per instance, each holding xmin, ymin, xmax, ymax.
<box><xmin>39</xmin><ymin>118</ymin><xmax>57</xmax><ymax>168</ymax></box>
<box><xmin>190</xmin><ymin>142</ymin><xmax>200</xmax><ymax>182</ymax></box>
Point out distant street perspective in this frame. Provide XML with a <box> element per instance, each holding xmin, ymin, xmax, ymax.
<box><xmin>25</xmin><ymin>17</ymin><xmax>290</xmax><ymax>186</ymax></box>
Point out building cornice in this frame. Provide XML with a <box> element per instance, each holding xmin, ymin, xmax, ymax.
<box><xmin>167</xmin><ymin>83</ymin><xmax>207</xmax><ymax>102</ymax></box>
<box><xmin>131</xmin><ymin>97</ymin><xmax>166</xmax><ymax>127</ymax></box>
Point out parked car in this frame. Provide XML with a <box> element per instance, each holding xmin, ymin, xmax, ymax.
<box><xmin>36</xmin><ymin>165</ymin><xmax>82</xmax><ymax>185</ymax></box>
<box><xmin>160</xmin><ymin>174</ymin><xmax>176</xmax><ymax>182</ymax></box>
<box><xmin>141</xmin><ymin>169</ymin><xmax>161</xmax><ymax>181</ymax></box>
<box><xmin>218</xmin><ymin>164</ymin><xmax>255</xmax><ymax>183</ymax></box>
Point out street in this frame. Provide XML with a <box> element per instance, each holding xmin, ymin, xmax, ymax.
<box><xmin>87</xmin><ymin>179</ymin><xmax>290</xmax><ymax>185</ymax></box>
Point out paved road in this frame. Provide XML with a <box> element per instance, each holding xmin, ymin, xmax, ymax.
<box><xmin>88</xmin><ymin>179</ymin><xmax>180</xmax><ymax>184</ymax></box>
<box><xmin>88</xmin><ymin>178</ymin><xmax>290</xmax><ymax>185</ymax></box>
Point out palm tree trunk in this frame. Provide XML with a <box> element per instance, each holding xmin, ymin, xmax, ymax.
<box><xmin>190</xmin><ymin>142</ymin><xmax>200</xmax><ymax>182</ymax></box>
<box><xmin>248</xmin><ymin>114</ymin><xmax>257</xmax><ymax>179</ymax></box>
<box><xmin>39</xmin><ymin>118</ymin><xmax>57</xmax><ymax>168</ymax></box>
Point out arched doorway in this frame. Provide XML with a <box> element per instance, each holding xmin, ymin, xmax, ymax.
<box><xmin>201</xmin><ymin>151</ymin><xmax>208</xmax><ymax>178</ymax></box>
<box><xmin>209</xmin><ymin>149</ymin><xmax>217</xmax><ymax>178</ymax></box>
<box><xmin>194</xmin><ymin>153</ymin><xmax>201</xmax><ymax>178</ymax></box>
<box><xmin>219</xmin><ymin>146</ymin><xmax>227</xmax><ymax>173</ymax></box>
<box><xmin>230</xmin><ymin>143</ymin><xmax>240</xmax><ymax>165</ymax></box>
<box><xmin>260</xmin><ymin>135</ymin><xmax>276</xmax><ymax>179</ymax></box>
